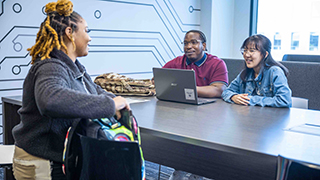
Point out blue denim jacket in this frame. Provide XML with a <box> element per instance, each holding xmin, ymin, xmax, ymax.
<box><xmin>222</xmin><ymin>66</ymin><xmax>292</xmax><ymax>107</ymax></box>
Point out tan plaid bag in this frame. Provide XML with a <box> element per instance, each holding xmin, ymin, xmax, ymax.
<box><xmin>94</xmin><ymin>72</ymin><xmax>155</xmax><ymax>96</ymax></box>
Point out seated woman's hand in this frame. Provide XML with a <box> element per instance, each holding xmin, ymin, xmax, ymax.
<box><xmin>231</xmin><ymin>94</ymin><xmax>250</xmax><ymax>106</ymax></box>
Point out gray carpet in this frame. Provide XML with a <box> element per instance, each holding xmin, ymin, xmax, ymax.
<box><xmin>0</xmin><ymin>161</ymin><xmax>211</xmax><ymax>180</ymax></box>
<box><xmin>145</xmin><ymin>161</ymin><xmax>175</xmax><ymax>180</ymax></box>
<box><xmin>0</xmin><ymin>162</ymin><xmax>174</xmax><ymax>180</ymax></box>
<box><xmin>145</xmin><ymin>161</ymin><xmax>213</xmax><ymax>180</ymax></box>
<box><xmin>0</xmin><ymin>168</ymin><xmax>3</xmax><ymax>180</ymax></box>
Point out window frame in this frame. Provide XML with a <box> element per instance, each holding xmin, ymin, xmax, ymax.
<box><xmin>249</xmin><ymin>0</ymin><xmax>259</xmax><ymax>36</ymax></box>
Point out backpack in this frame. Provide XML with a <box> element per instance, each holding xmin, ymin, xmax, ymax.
<box><xmin>62</xmin><ymin>109</ymin><xmax>146</xmax><ymax>180</ymax></box>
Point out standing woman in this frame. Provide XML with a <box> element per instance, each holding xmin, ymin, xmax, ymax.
<box><xmin>222</xmin><ymin>34</ymin><xmax>292</xmax><ymax>107</ymax></box>
<box><xmin>12</xmin><ymin>0</ymin><xmax>129</xmax><ymax>179</ymax></box>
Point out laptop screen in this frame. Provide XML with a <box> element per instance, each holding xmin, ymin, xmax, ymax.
<box><xmin>153</xmin><ymin>67</ymin><xmax>199</xmax><ymax>104</ymax></box>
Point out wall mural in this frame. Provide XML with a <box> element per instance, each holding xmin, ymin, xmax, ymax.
<box><xmin>0</xmin><ymin>0</ymin><xmax>201</xmax><ymax>142</ymax></box>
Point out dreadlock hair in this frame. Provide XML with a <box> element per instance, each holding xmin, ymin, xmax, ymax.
<box><xmin>28</xmin><ymin>0</ymin><xmax>82</xmax><ymax>64</ymax></box>
<box><xmin>185</xmin><ymin>30</ymin><xmax>208</xmax><ymax>51</ymax></box>
<box><xmin>239</xmin><ymin>34</ymin><xmax>289</xmax><ymax>82</ymax></box>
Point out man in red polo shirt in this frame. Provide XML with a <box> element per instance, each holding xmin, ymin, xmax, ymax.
<box><xmin>163</xmin><ymin>30</ymin><xmax>228</xmax><ymax>98</ymax></box>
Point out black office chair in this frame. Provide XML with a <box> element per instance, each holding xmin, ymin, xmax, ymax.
<box><xmin>282</xmin><ymin>54</ymin><xmax>320</xmax><ymax>63</ymax></box>
<box><xmin>276</xmin><ymin>155</ymin><xmax>320</xmax><ymax>180</ymax></box>
<box><xmin>0</xmin><ymin>125</ymin><xmax>3</xmax><ymax>144</ymax></box>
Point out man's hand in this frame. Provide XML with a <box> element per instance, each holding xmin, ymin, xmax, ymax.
<box><xmin>197</xmin><ymin>82</ymin><xmax>227</xmax><ymax>98</ymax></box>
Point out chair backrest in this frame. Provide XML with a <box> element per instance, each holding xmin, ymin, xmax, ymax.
<box><xmin>276</xmin><ymin>155</ymin><xmax>320</xmax><ymax>180</ymax></box>
<box><xmin>222</xmin><ymin>58</ymin><xmax>244</xmax><ymax>83</ymax></box>
<box><xmin>282</xmin><ymin>54</ymin><xmax>320</xmax><ymax>63</ymax></box>
<box><xmin>291</xmin><ymin>97</ymin><xmax>309</xmax><ymax>109</ymax></box>
<box><xmin>280</xmin><ymin>61</ymin><xmax>320</xmax><ymax>110</ymax></box>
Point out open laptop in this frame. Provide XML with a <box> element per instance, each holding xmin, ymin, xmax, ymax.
<box><xmin>153</xmin><ymin>67</ymin><xmax>216</xmax><ymax>105</ymax></box>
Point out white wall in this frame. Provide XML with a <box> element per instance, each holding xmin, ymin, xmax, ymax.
<box><xmin>211</xmin><ymin>0</ymin><xmax>235</xmax><ymax>58</ymax></box>
<box><xmin>233</xmin><ymin>0</ymin><xmax>251</xmax><ymax>58</ymax></box>
<box><xmin>0</xmin><ymin>0</ymin><xmax>252</xmax><ymax>143</ymax></box>
<box><xmin>201</xmin><ymin>0</ymin><xmax>251</xmax><ymax>59</ymax></box>
<box><xmin>200</xmin><ymin>0</ymin><xmax>213</xmax><ymax>52</ymax></box>
<box><xmin>0</xmin><ymin>0</ymin><xmax>201</xmax><ymax>143</ymax></box>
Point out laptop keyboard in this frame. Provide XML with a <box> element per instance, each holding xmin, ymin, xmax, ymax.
<box><xmin>198</xmin><ymin>98</ymin><xmax>216</xmax><ymax>104</ymax></box>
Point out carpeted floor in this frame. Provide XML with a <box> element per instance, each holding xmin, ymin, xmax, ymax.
<box><xmin>0</xmin><ymin>168</ymin><xmax>3</xmax><ymax>180</ymax></box>
<box><xmin>145</xmin><ymin>161</ymin><xmax>175</xmax><ymax>180</ymax></box>
<box><xmin>0</xmin><ymin>161</ymin><xmax>211</xmax><ymax>180</ymax></box>
<box><xmin>0</xmin><ymin>163</ymin><xmax>173</xmax><ymax>180</ymax></box>
<box><xmin>0</xmin><ymin>162</ymin><xmax>174</xmax><ymax>180</ymax></box>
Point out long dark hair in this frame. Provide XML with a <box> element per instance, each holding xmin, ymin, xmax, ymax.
<box><xmin>240</xmin><ymin>34</ymin><xmax>289</xmax><ymax>81</ymax></box>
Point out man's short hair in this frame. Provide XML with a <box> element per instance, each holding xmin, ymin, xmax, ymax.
<box><xmin>186</xmin><ymin>30</ymin><xmax>207</xmax><ymax>43</ymax></box>
<box><xmin>185</xmin><ymin>30</ymin><xmax>207</xmax><ymax>51</ymax></box>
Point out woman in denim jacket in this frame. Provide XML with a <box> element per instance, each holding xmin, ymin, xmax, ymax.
<box><xmin>222</xmin><ymin>34</ymin><xmax>292</xmax><ymax>107</ymax></box>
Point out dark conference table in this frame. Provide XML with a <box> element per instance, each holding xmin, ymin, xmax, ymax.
<box><xmin>2</xmin><ymin>96</ymin><xmax>320</xmax><ymax>180</ymax></box>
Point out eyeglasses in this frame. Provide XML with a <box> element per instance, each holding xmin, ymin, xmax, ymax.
<box><xmin>240</xmin><ymin>48</ymin><xmax>258</xmax><ymax>55</ymax></box>
<box><xmin>182</xmin><ymin>39</ymin><xmax>202</xmax><ymax>46</ymax></box>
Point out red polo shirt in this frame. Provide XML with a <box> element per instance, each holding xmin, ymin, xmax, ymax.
<box><xmin>162</xmin><ymin>53</ymin><xmax>228</xmax><ymax>86</ymax></box>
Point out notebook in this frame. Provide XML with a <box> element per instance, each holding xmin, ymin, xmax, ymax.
<box><xmin>152</xmin><ymin>67</ymin><xmax>216</xmax><ymax>105</ymax></box>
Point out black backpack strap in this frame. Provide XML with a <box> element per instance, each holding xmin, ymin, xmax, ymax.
<box><xmin>117</xmin><ymin>109</ymin><xmax>133</xmax><ymax>129</ymax></box>
<box><xmin>118</xmin><ymin>109</ymin><xmax>139</xmax><ymax>141</ymax></box>
<box><xmin>82</xmin><ymin>119</ymin><xmax>102</xmax><ymax>138</ymax></box>
<box><xmin>63</xmin><ymin>119</ymin><xmax>83</xmax><ymax>180</ymax></box>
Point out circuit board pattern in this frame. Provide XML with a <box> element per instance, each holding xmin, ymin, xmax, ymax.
<box><xmin>0</xmin><ymin>0</ymin><xmax>201</xmax><ymax>143</ymax></box>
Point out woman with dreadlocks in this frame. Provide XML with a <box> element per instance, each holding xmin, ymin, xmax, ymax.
<box><xmin>12</xmin><ymin>0</ymin><xmax>129</xmax><ymax>179</ymax></box>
